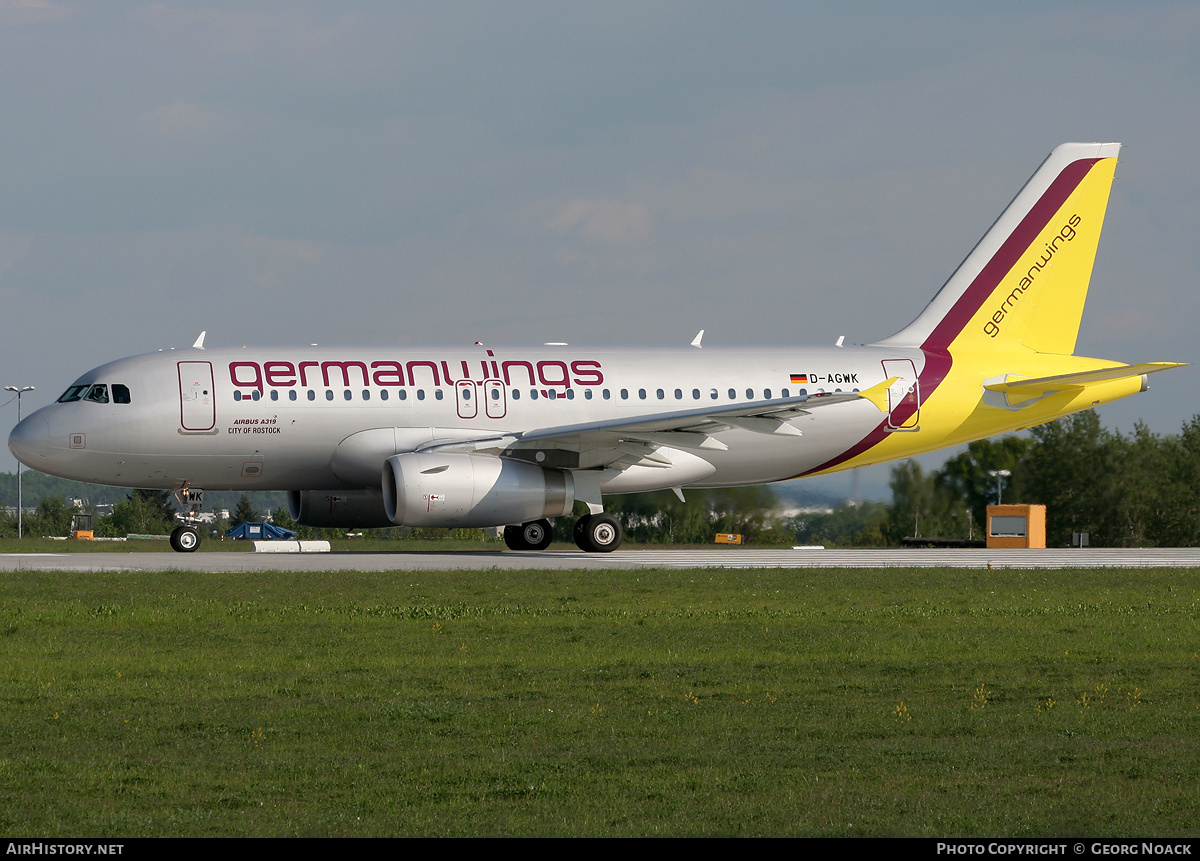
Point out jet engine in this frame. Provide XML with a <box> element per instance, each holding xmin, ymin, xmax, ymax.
<box><xmin>383</xmin><ymin>452</ymin><xmax>574</xmax><ymax>527</ymax></box>
<box><xmin>287</xmin><ymin>489</ymin><xmax>393</xmax><ymax>529</ymax></box>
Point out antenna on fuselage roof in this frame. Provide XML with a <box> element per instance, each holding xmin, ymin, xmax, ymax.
<box><xmin>192</xmin><ymin>331</ymin><xmax>207</xmax><ymax>350</ymax></box>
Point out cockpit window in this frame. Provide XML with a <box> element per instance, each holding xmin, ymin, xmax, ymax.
<box><xmin>83</xmin><ymin>384</ymin><xmax>109</xmax><ymax>404</ymax></box>
<box><xmin>57</xmin><ymin>383</ymin><xmax>128</xmax><ymax>404</ymax></box>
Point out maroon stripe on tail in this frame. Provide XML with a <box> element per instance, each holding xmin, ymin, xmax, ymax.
<box><xmin>923</xmin><ymin>157</ymin><xmax>1101</xmax><ymax>353</ymax></box>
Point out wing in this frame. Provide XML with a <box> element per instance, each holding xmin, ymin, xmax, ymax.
<box><xmin>415</xmin><ymin>376</ymin><xmax>898</xmax><ymax>470</ymax></box>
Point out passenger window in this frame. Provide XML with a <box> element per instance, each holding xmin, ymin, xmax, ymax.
<box><xmin>710</xmin><ymin>389</ymin><xmax>718</xmax><ymax>400</ymax></box>
<box><xmin>692</xmin><ymin>389</ymin><xmax>700</xmax><ymax>400</ymax></box>
<box><xmin>307</xmin><ymin>390</ymin><xmax>316</xmax><ymax>401</ymax></box>
<box><xmin>270</xmin><ymin>390</ymin><xmax>278</xmax><ymax>402</ymax></box>
<box><xmin>289</xmin><ymin>391</ymin><xmax>298</xmax><ymax>401</ymax></box>
<box><xmin>603</xmin><ymin>389</ymin><xmax>610</xmax><ymax>400</ymax></box>
<box><xmin>746</xmin><ymin>388</ymin><xmax>754</xmax><ymax>400</ymax></box>
<box><xmin>728</xmin><ymin>388</ymin><xmax>736</xmax><ymax>399</ymax></box>
<box><xmin>417</xmin><ymin>390</ymin><xmax>425</xmax><ymax>400</ymax></box>
<box><xmin>620</xmin><ymin>389</ymin><xmax>628</xmax><ymax>400</ymax></box>
<box><xmin>112</xmin><ymin>384</ymin><xmax>131</xmax><ymax>404</ymax></box>
<box><xmin>638</xmin><ymin>389</ymin><xmax>646</xmax><ymax>399</ymax></box>
<box><xmin>435</xmin><ymin>390</ymin><xmax>444</xmax><ymax>400</ymax></box>
<box><xmin>252</xmin><ymin>390</ymin><xmax>260</xmax><ymax>401</ymax></box>
<box><xmin>362</xmin><ymin>390</ymin><xmax>370</xmax><ymax>401</ymax></box>
<box><xmin>343</xmin><ymin>390</ymin><xmax>352</xmax><ymax>401</ymax></box>
<box><xmin>326</xmin><ymin>390</ymin><xmax>334</xmax><ymax>401</ymax></box>
<box><xmin>380</xmin><ymin>390</ymin><xmax>389</xmax><ymax>401</ymax></box>
<box><xmin>764</xmin><ymin>389</ymin><xmax>772</xmax><ymax>399</ymax></box>
<box><xmin>584</xmin><ymin>389</ymin><xmax>593</xmax><ymax>400</ymax></box>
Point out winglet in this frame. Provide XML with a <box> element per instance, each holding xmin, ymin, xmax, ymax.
<box><xmin>691</xmin><ymin>330</ymin><xmax>704</xmax><ymax>348</ymax></box>
<box><xmin>192</xmin><ymin>331</ymin><xmax>207</xmax><ymax>350</ymax></box>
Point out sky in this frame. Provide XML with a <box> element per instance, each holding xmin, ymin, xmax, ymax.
<box><xmin>2</xmin><ymin>1</ymin><xmax>1198</xmax><ymax>501</ymax></box>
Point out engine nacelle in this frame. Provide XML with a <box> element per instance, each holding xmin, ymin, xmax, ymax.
<box><xmin>383</xmin><ymin>453</ymin><xmax>574</xmax><ymax>528</ymax></box>
<box><xmin>287</xmin><ymin>489</ymin><xmax>393</xmax><ymax>529</ymax></box>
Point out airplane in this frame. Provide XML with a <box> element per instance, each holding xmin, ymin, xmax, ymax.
<box><xmin>7</xmin><ymin>142</ymin><xmax>1184</xmax><ymax>553</ymax></box>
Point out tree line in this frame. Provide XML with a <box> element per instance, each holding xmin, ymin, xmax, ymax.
<box><xmin>799</xmin><ymin>411</ymin><xmax>1200</xmax><ymax>548</ymax></box>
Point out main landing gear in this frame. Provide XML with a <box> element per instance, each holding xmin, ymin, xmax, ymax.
<box><xmin>573</xmin><ymin>513</ymin><xmax>622</xmax><ymax>553</ymax></box>
<box><xmin>503</xmin><ymin>519</ymin><xmax>553</xmax><ymax>551</ymax></box>
<box><xmin>502</xmin><ymin>514</ymin><xmax>624</xmax><ymax>553</ymax></box>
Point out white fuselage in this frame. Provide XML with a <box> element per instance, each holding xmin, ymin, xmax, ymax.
<box><xmin>9</xmin><ymin>343</ymin><xmax>923</xmax><ymax>494</ymax></box>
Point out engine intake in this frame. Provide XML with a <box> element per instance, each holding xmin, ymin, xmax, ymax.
<box><xmin>383</xmin><ymin>453</ymin><xmax>574</xmax><ymax>527</ymax></box>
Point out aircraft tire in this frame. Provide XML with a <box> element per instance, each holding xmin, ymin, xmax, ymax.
<box><xmin>573</xmin><ymin>514</ymin><xmax>594</xmax><ymax>551</ymax></box>
<box><xmin>170</xmin><ymin>525</ymin><xmax>200</xmax><ymax>553</ymax></box>
<box><xmin>521</xmin><ymin>519</ymin><xmax>553</xmax><ymax>551</ymax></box>
<box><xmin>503</xmin><ymin>524</ymin><xmax>529</xmax><ymax>550</ymax></box>
<box><xmin>504</xmin><ymin>519</ymin><xmax>552</xmax><ymax>551</ymax></box>
<box><xmin>576</xmin><ymin>513</ymin><xmax>622</xmax><ymax>553</ymax></box>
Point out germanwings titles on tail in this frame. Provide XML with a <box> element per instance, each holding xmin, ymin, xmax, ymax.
<box><xmin>8</xmin><ymin>143</ymin><xmax>1184</xmax><ymax>552</ymax></box>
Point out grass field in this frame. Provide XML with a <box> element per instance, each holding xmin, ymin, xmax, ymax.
<box><xmin>1</xmin><ymin>566</ymin><xmax>1197</xmax><ymax>837</ymax></box>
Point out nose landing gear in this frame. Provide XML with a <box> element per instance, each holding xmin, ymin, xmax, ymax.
<box><xmin>169</xmin><ymin>486</ymin><xmax>205</xmax><ymax>553</ymax></box>
<box><xmin>170</xmin><ymin>525</ymin><xmax>200</xmax><ymax>553</ymax></box>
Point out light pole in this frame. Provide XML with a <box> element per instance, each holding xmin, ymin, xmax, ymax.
<box><xmin>987</xmin><ymin>469</ymin><xmax>1011</xmax><ymax>505</ymax></box>
<box><xmin>5</xmin><ymin>386</ymin><xmax>35</xmax><ymax>539</ymax></box>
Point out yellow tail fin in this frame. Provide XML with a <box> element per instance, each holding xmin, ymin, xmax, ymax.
<box><xmin>876</xmin><ymin>142</ymin><xmax>1120</xmax><ymax>358</ymax></box>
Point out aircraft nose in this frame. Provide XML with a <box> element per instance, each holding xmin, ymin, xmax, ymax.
<box><xmin>8</xmin><ymin>414</ymin><xmax>49</xmax><ymax>467</ymax></box>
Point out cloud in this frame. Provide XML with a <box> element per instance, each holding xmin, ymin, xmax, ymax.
<box><xmin>0</xmin><ymin>0</ymin><xmax>71</xmax><ymax>25</ymax></box>
<box><xmin>0</xmin><ymin>0</ymin><xmax>69</xmax><ymax>24</ymax></box>
<box><xmin>144</xmin><ymin>101</ymin><xmax>227</xmax><ymax>137</ymax></box>
<box><xmin>547</xmin><ymin>198</ymin><xmax>652</xmax><ymax>244</ymax></box>
<box><xmin>140</xmin><ymin>4</ymin><xmax>278</xmax><ymax>53</ymax></box>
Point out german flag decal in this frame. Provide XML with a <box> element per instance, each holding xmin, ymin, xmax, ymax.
<box><xmin>790</xmin><ymin>374</ymin><xmax>808</xmax><ymax>384</ymax></box>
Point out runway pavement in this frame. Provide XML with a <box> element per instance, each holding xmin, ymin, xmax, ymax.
<box><xmin>4</xmin><ymin>546</ymin><xmax>1200</xmax><ymax>572</ymax></box>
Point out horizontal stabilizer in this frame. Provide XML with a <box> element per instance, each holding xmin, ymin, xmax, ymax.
<box><xmin>985</xmin><ymin>362</ymin><xmax>1184</xmax><ymax>396</ymax></box>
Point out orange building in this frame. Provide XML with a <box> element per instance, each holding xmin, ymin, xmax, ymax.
<box><xmin>986</xmin><ymin>504</ymin><xmax>1046</xmax><ymax>549</ymax></box>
